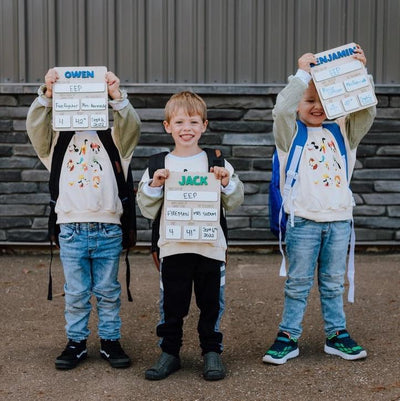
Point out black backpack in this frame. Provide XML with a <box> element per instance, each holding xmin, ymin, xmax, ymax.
<box><xmin>47</xmin><ymin>129</ymin><xmax>136</xmax><ymax>301</ymax></box>
<box><xmin>148</xmin><ymin>148</ymin><xmax>228</xmax><ymax>269</ymax></box>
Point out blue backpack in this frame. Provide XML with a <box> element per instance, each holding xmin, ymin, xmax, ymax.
<box><xmin>269</xmin><ymin>120</ymin><xmax>348</xmax><ymax>241</ymax></box>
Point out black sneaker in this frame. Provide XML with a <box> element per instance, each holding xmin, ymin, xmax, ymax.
<box><xmin>324</xmin><ymin>330</ymin><xmax>367</xmax><ymax>360</ymax></box>
<box><xmin>55</xmin><ymin>339</ymin><xmax>88</xmax><ymax>370</ymax></box>
<box><xmin>145</xmin><ymin>352</ymin><xmax>181</xmax><ymax>380</ymax></box>
<box><xmin>100</xmin><ymin>339</ymin><xmax>131</xmax><ymax>368</ymax></box>
<box><xmin>262</xmin><ymin>331</ymin><xmax>299</xmax><ymax>365</ymax></box>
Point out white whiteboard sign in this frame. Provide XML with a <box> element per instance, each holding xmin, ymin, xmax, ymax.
<box><xmin>52</xmin><ymin>66</ymin><xmax>109</xmax><ymax>131</ymax></box>
<box><xmin>311</xmin><ymin>43</ymin><xmax>377</xmax><ymax>120</ymax></box>
<box><xmin>163</xmin><ymin>172</ymin><xmax>220</xmax><ymax>243</ymax></box>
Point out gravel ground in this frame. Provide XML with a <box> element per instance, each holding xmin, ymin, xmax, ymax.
<box><xmin>1</xmin><ymin>251</ymin><xmax>399</xmax><ymax>401</ymax></box>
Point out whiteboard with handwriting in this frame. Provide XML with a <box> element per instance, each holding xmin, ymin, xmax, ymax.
<box><xmin>52</xmin><ymin>66</ymin><xmax>109</xmax><ymax>131</ymax></box>
<box><xmin>311</xmin><ymin>43</ymin><xmax>377</xmax><ymax>120</ymax></box>
<box><xmin>162</xmin><ymin>172</ymin><xmax>220</xmax><ymax>243</ymax></box>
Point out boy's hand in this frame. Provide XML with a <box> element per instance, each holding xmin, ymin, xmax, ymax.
<box><xmin>210</xmin><ymin>166</ymin><xmax>230</xmax><ymax>187</ymax></box>
<box><xmin>106</xmin><ymin>71</ymin><xmax>122</xmax><ymax>100</ymax></box>
<box><xmin>150</xmin><ymin>169</ymin><xmax>170</xmax><ymax>187</ymax></box>
<box><xmin>44</xmin><ymin>68</ymin><xmax>59</xmax><ymax>98</ymax></box>
<box><xmin>298</xmin><ymin>53</ymin><xmax>317</xmax><ymax>74</ymax></box>
<box><xmin>353</xmin><ymin>44</ymin><xmax>367</xmax><ymax>66</ymax></box>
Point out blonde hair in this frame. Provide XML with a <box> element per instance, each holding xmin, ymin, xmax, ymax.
<box><xmin>164</xmin><ymin>91</ymin><xmax>207</xmax><ymax>122</ymax></box>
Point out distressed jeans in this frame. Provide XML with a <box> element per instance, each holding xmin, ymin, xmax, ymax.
<box><xmin>279</xmin><ymin>217</ymin><xmax>351</xmax><ymax>339</ymax></box>
<box><xmin>59</xmin><ymin>223</ymin><xmax>122</xmax><ymax>341</ymax></box>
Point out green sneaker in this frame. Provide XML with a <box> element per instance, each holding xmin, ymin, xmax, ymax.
<box><xmin>324</xmin><ymin>330</ymin><xmax>367</xmax><ymax>360</ymax></box>
<box><xmin>262</xmin><ymin>331</ymin><xmax>299</xmax><ymax>365</ymax></box>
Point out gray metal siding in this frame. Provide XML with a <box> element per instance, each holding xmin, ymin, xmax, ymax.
<box><xmin>1</xmin><ymin>0</ymin><xmax>399</xmax><ymax>84</ymax></box>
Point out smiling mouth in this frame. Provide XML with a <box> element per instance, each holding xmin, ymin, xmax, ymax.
<box><xmin>180</xmin><ymin>134</ymin><xmax>195</xmax><ymax>140</ymax></box>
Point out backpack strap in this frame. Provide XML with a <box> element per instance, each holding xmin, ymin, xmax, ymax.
<box><xmin>203</xmin><ymin>148</ymin><xmax>228</xmax><ymax>242</ymax></box>
<box><xmin>204</xmin><ymin>148</ymin><xmax>224</xmax><ymax>167</ymax></box>
<box><xmin>148</xmin><ymin>151</ymin><xmax>169</xmax><ymax>178</ymax></box>
<box><xmin>277</xmin><ymin>121</ymin><xmax>309</xmax><ymax>276</ymax></box>
<box><xmin>283</xmin><ymin>121</ymin><xmax>309</xmax><ymax>228</ymax></box>
<box><xmin>322</xmin><ymin>122</ymin><xmax>348</xmax><ymax>181</ymax></box>
<box><xmin>98</xmin><ymin>129</ymin><xmax>135</xmax><ymax>302</ymax></box>
<box><xmin>47</xmin><ymin>131</ymin><xmax>74</xmax><ymax>300</ymax></box>
<box><xmin>48</xmin><ymin>131</ymin><xmax>75</xmax><ymax>246</ymax></box>
<box><xmin>148</xmin><ymin>152</ymin><xmax>169</xmax><ymax>270</ymax></box>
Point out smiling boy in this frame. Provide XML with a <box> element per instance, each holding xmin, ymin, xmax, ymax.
<box><xmin>137</xmin><ymin>91</ymin><xmax>244</xmax><ymax>381</ymax></box>
<box><xmin>263</xmin><ymin>46</ymin><xmax>376</xmax><ymax>365</ymax></box>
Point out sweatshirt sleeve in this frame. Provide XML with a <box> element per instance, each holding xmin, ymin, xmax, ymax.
<box><xmin>109</xmin><ymin>89</ymin><xmax>141</xmax><ymax>159</ymax></box>
<box><xmin>26</xmin><ymin>86</ymin><xmax>55</xmax><ymax>160</ymax></box>
<box><xmin>136</xmin><ymin>168</ymin><xmax>164</xmax><ymax>220</ymax></box>
<box><xmin>221</xmin><ymin>161</ymin><xmax>244</xmax><ymax>211</ymax></box>
<box><xmin>272</xmin><ymin>73</ymin><xmax>309</xmax><ymax>152</ymax></box>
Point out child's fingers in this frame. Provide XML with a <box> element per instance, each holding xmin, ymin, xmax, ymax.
<box><xmin>353</xmin><ymin>45</ymin><xmax>367</xmax><ymax>65</ymax></box>
<box><xmin>155</xmin><ymin>169</ymin><xmax>169</xmax><ymax>180</ymax></box>
<box><xmin>212</xmin><ymin>166</ymin><xmax>229</xmax><ymax>181</ymax></box>
<box><xmin>298</xmin><ymin>53</ymin><xmax>316</xmax><ymax>71</ymax></box>
<box><xmin>105</xmin><ymin>72</ymin><xmax>119</xmax><ymax>89</ymax></box>
<box><xmin>45</xmin><ymin>69</ymin><xmax>59</xmax><ymax>85</ymax></box>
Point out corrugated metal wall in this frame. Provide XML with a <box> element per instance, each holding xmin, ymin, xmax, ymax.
<box><xmin>1</xmin><ymin>0</ymin><xmax>399</xmax><ymax>85</ymax></box>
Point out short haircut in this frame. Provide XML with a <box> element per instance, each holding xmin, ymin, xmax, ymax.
<box><xmin>164</xmin><ymin>91</ymin><xmax>207</xmax><ymax>122</ymax></box>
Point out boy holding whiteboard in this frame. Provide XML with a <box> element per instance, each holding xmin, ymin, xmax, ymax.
<box><xmin>137</xmin><ymin>91</ymin><xmax>244</xmax><ymax>380</ymax></box>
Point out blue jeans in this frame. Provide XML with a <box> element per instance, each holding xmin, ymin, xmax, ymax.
<box><xmin>279</xmin><ymin>217</ymin><xmax>351</xmax><ymax>339</ymax></box>
<box><xmin>59</xmin><ymin>223</ymin><xmax>123</xmax><ymax>341</ymax></box>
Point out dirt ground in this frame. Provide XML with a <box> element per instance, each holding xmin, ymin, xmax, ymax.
<box><xmin>1</xmin><ymin>250</ymin><xmax>399</xmax><ymax>401</ymax></box>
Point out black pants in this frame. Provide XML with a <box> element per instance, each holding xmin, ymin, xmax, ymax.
<box><xmin>157</xmin><ymin>253</ymin><xmax>225</xmax><ymax>357</ymax></box>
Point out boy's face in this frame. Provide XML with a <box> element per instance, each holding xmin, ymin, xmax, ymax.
<box><xmin>297</xmin><ymin>82</ymin><xmax>326</xmax><ymax>127</ymax></box>
<box><xmin>163</xmin><ymin>108</ymin><xmax>208</xmax><ymax>149</ymax></box>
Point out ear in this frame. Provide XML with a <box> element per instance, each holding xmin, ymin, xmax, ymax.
<box><xmin>163</xmin><ymin>120</ymin><xmax>172</xmax><ymax>133</ymax></box>
<box><xmin>202</xmin><ymin>120</ymin><xmax>208</xmax><ymax>133</ymax></box>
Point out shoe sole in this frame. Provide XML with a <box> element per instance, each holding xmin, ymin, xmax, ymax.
<box><xmin>262</xmin><ymin>348</ymin><xmax>299</xmax><ymax>365</ymax></box>
<box><xmin>55</xmin><ymin>353</ymin><xmax>87</xmax><ymax>370</ymax></box>
<box><xmin>324</xmin><ymin>345</ymin><xmax>367</xmax><ymax>360</ymax></box>
<box><xmin>145</xmin><ymin>364</ymin><xmax>181</xmax><ymax>380</ymax></box>
<box><xmin>203</xmin><ymin>372</ymin><xmax>226</xmax><ymax>381</ymax></box>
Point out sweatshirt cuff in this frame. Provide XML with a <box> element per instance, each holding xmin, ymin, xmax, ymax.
<box><xmin>295</xmin><ymin>69</ymin><xmax>312</xmax><ymax>85</ymax></box>
<box><xmin>143</xmin><ymin>180</ymin><xmax>164</xmax><ymax>197</ymax></box>
<box><xmin>37</xmin><ymin>88</ymin><xmax>52</xmax><ymax>107</ymax></box>
<box><xmin>109</xmin><ymin>89</ymin><xmax>129</xmax><ymax>110</ymax></box>
<box><xmin>221</xmin><ymin>179</ymin><xmax>236</xmax><ymax>195</ymax></box>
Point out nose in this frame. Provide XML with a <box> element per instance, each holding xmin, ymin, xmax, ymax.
<box><xmin>314</xmin><ymin>98</ymin><xmax>323</xmax><ymax>110</ymax></box>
